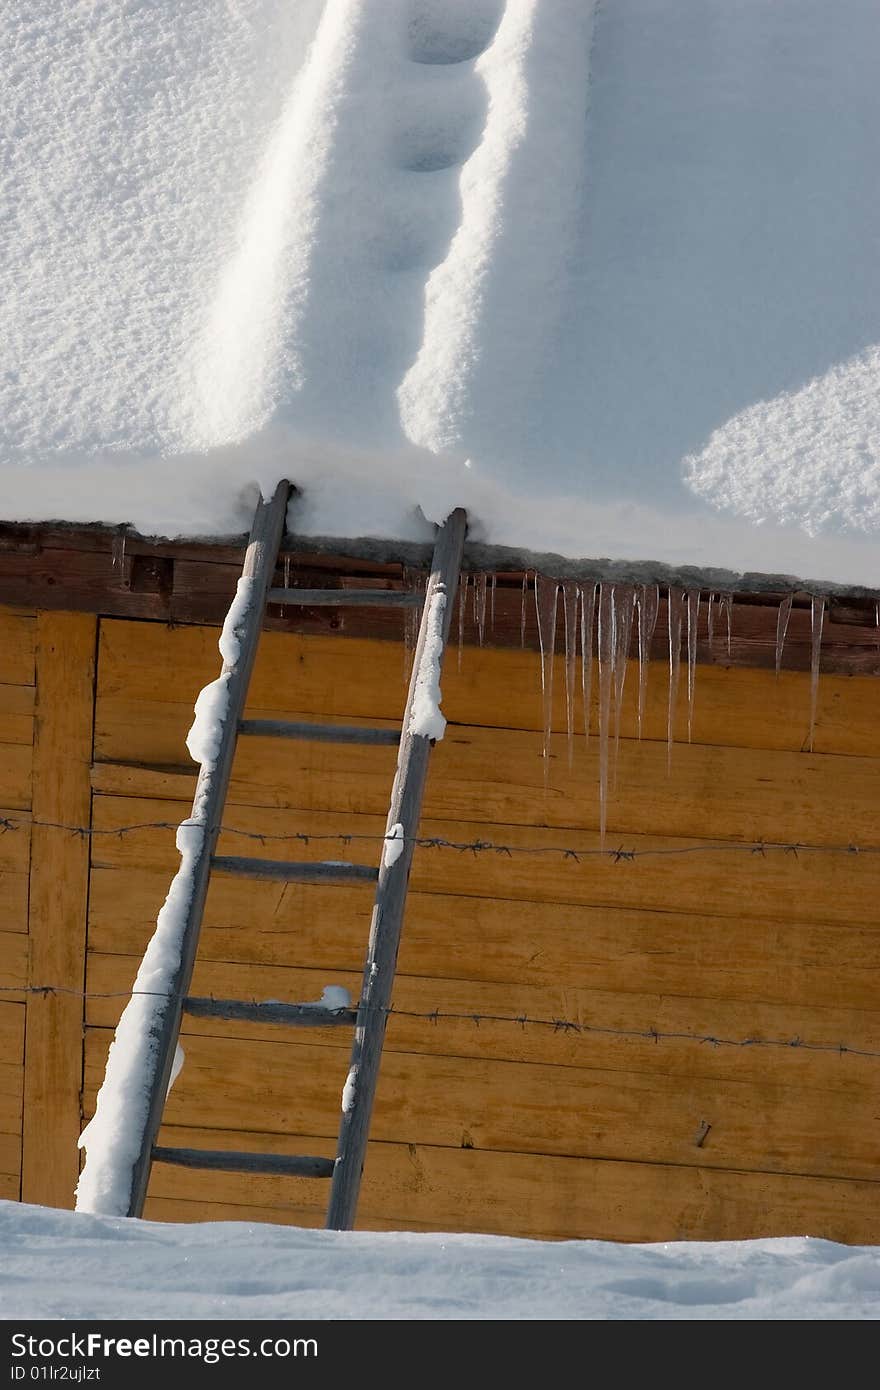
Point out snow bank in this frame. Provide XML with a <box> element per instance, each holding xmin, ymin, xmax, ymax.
<box><xmin>2</xmin><ymin>1</ymin><xmax>880</xmax><ymax>587</ymax></box>
<box><xmin>2</xmin><ymin>1201</ymin><xmax>879</xmax><ymax>1320</ymax></box>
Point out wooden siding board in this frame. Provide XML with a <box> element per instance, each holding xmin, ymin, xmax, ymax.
<box><xmin>0</xmin><ymin>932</ymin><xmax>28</xmax><ymax>994</ymax></box>
<box><xmin>142</xmin><ymin>1125</ymin><xmax>880</xmax><ymax>1244</ymax></box>
<box><xmin>83</xmin><ymin>1029</ymin><xmax>880</xmax><ymax>1184</ymax></box>
<box><xmin>0</xmin><ymin>683</ymin><xmax>35</xmax><ymax>745</ymax></box>
<box><xmin>0</xmin><ymin>610</ymin><xmax>35</xmax><ymax>687</ymax></box>
<box><xmin>84</xmin><ymin>951</ymin><xmax>880</xmax><ymax>1095</ymax></box>
<box><xmin>0</xmin><ymin>1131</ymin><xmax>21</xmax><ymax>1180</ymax></box>
<box><xmin>95</xmin><ymin>618</ymin><xmax>880</xmax><ymax>752</ymax></box>
<box><xmin>22</xmin><ymin>612</ymin><xmax>96</xmax><ymax>1209</ymax></box>
<box><xmin>86</xmin><ymin>865</ymin><xmax>880</xmax><ymax>1012</ymax></box>
<box><xmin>88</xmin><ymin>796</ymin><xmax>880</xmax><ymax>928</ymax></box>
<box><xmin>0</xmin><ymin>1174</ymin><xmax>19</xmax><ymax>1201</ymax></box>
<box><xmin>91</xmin><ymin>722</ymin><xmax>880</xmax><ymax>846</ymax></box>
<box><xmin>0</xmin><ymin>746</ymin><xmax>31</xmax><ymax>811</ymax></box>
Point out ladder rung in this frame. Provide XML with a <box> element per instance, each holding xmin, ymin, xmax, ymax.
<box><xmin>184</xmin><ymin>996</ymin><xmax>357</xmax><ymax>1026</ymax></box>
<box><xmin>211</xmin><ymin>855</ymin><xmax>378</xmax><ymax>885</ymax></box>
<box><xmin>268</xmin><ymin>587</ymin><xmax>421</xmax><ymax>607</ymax></box>
<box><xmin>152</xmin><ymin>1147</ymin><xmax>334</xmax><ymax>1178</ymax></box>
<box><xmin>238</xmin><ymin>718</ymin><xmax>400</xmax><ymax>745</ymax></box>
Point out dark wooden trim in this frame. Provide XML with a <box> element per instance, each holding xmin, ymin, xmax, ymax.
<box><xmin>0</xmin><ymin>520</ymin><xmax>878</xmax><ymax>673</ymax></box>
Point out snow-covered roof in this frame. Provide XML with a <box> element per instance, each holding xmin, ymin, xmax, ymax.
<box><xmin>3</xmin><ymin>1</ymin><xmax>879</xmax><ymax>588</ymax></box>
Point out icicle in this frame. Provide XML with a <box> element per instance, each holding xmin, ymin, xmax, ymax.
<box><xmin>775</xmin><ymin>594</ymin><xmax>794</xmax><ymax>676</ymax></box>
<box><xmin>808</xmin><ymin>595</ymin><xmax>825</xmax><ymax>752</ymax></box>
<box><xmin>686</xmin><ymin>589</ymin><xmax>700</xmax><ymax>742</ymax></box>
<box><xmin>561</xmin><ymin>581</ymin><xmax>578</xmax><ymax>768</ymax></box>
<box><xmin>720</xmin><ymin>592</ymin><xmax>733</xmax><ymax>656</ymax></box>
<box><xmin>636</xmin><ymin>583</ymin><xmax>659</xmax><ymax>739</ymax></box>
<box><xmin>111</xmin><ymin>527</ymin><xmax>126</xmax><ymax>578</ymax></box>
<box><xmin>534</xmin><ymin>575</ymin><xmax>560</xmax><ymax>780</ymax></box>
<box><xmin>611</xmin><ymin>585</ymin><xmax>635</xmax><ymax>782</ymax></box>
<box><xmin>579</xmin><ymin>583</ymin><xmax>597</xmax><ymax>745</ymax></box>
<box><xmin>280</xmin><ymin>553</ymin><xmax>291</xmax><ymax>617</ymax></box>
<box><xmin>457</xmin><ymin>573</ymin><xmax>470</xmax><ymax>672</ymax></box>
<box><xmin>520</xmin><ymin>573</ymin><xmax>529</xmax><ymax>648</ymax></box>
<box><xmin>666</xmin><ymin>587</ymin><xmax>686</xmax><ymax>768</ymax></box>
<box><xmin>490</xmin><ymin>573</ymin><xmax>497</xmax><ymax>632</ymax></box>
<box><xmin>597</xmin><ymin>584</ymin><xmax>616</xmax><ymax>845</ymax></box>
<box><xmin>876</xmin><ymin>599</ymin><xmax>879</xmax><ymax>651</ymax></box>
<box><xmin>473</xmin><ymin>572</ymin><xmax>488</xmax><ymax>647</ymax></box>
<box><xmin>706</xmin><ymin>593</ymin><xmax>716</xmax><ymax>647</ymax></box>
<box><xmin>403</xmin><ymin>567</ymin><xmax>424</xmax><ymax>684</ymax></box>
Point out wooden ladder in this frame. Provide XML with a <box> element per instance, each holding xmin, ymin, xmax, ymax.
<box><xmin>123</xmin><ymin>481</ymin><xmax>466</xmax><ymax>1225</ymax></box>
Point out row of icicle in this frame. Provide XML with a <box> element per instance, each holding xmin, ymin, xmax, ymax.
<box><xmin>407</xmin><ymin>573</ymin><xmax>829</xmax><ymax>844</ymax></box>
<box><xmin>106</xmin><ymin>539</ymin><xmax>830</xmax><ymax>844</ymax></box>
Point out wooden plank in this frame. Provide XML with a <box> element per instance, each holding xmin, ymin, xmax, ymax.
<box><xmin>0</xmin><ymin>683</ymin><xmax>35</xmax><ymax>745</ymax></box>
<box><xmin>0</xmin><ymin>1000</ymin><xmax>24</xmax><ymax>1142</ymax></box>
<box><xmin>92</xmin><ymin>717</ymin><xmax>880</xmax><ymax>846</ymax></box>
<box><xmin>0</xmin><ymin>744</ymin><xmax>31</xmax><ymax>811</ymax></box>
<box><xmin>0</xmin><ymin>809</ymin><xmax>30</xmax><ymax>873</ymax></box>
<box><xmin>0</xmin><ymin>806</ymin><xmax>30</xmax><ymax>939</ymax></box>
<box><xmin>22</xmin><ymin>612</ymin><xmax>96</xmax><ymax>1209</ymax></box>
<box><xmin>85</xmin><ymin>951</ymin><xmax>880</xmax><ymax>1094</ymax></box>
<box><xmin>0</xmin><ymin>1174</ymin><xmax>19</xmax><ymax>1202</ymax></box>
<box><xmin>0</xmin><ymin>931</ymin><xmax>28</xmax><ymax>993</ymax></box>
<box><xmin>0</xmin><ymin>1001</ymin><xmax>24</xmax><ymax>1058</ymax></box>
<box><xmin>0</xmin><ymin>1131</ymin><xmax>20</xmax><ymax>1177</ymax></box>
<box><xmin>140</xmin><ymin>1196</ymin><xmax>426</xmax><ymax>1232</ymax></box>
<box><xmin>0</xmin><ymin>548</ymin><xmax>171</xmax><ymax>622</ymax></box>
<box><xmin>95</xmin><ymin>618</ymin><xmax>880</xmax><ymax>754</ymax></box>
<box><xmin>83</xmin><ymin>1030</ymin><xmax>880</xmax><ymax>1184</ymax></box>
<box><xmin>0</xmin><ymin>875</ymin><xmax>29</xmax><ymax>935</ymax></box>
<box><xmin>0</xmin><ymin>1063</ymin><xmax>23</xmax><ymax>1133</ymax></box>
<box><xmin>87</xmin><ymin>867</ymin><xmax>880</xmax><ymax>1012</ymax></box>
<box><xmin>88</xmin><ymin>797</ymin><xmax>880</xmax><ymax>928</ymax></box>
<box><xmin>0</xmin><ymin>609</ymin><xmax>35</xmax><ymax>687</ymax></box>
<box><xmin>143</xmin><ymin>1124</ymin><xmax>880</xmax><ymax>1244</ymax></box>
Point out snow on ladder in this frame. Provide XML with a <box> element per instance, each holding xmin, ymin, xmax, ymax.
<box><xmin>75</xmin><ymin>480</ymin><xmax>466</xmax><ymax>1224</ymax></box>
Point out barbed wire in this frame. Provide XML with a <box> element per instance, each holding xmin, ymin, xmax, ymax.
<box><xmin>0</xmin><ymin>814</ymin><xmax>876</xmax><ymax>861</ymax></box>
<box><xmin>1</xmin><ymin>983</ymin><xmax>878</xmax><ymax>1060</ymax></box>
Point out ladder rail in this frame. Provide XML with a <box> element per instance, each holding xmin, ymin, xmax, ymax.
<box><xmin>125</xmin><ymin>481</ymin><xmax>291</xmax><ymax>1218</ymax></box>
<box><xmin>326</xmin><ymin>507</ymin><xmax>467</xmax><ymax>1230</ymax></box>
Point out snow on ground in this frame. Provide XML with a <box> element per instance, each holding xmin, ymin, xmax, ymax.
<box><xmin>2</xmin><ymin>1</ymin><xmax>880</xmax><ymax>587</ymax></box>
<box><xmin>1</xmin><ymin>1201</ymin><xmax>879</xmax><ymax>1320</ymax></box>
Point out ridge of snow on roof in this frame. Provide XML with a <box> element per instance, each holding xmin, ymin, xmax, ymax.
<box><xmin>2</xmin><ymin>0</ymin><xmax>879</xmax><ymax>586</ymax></box>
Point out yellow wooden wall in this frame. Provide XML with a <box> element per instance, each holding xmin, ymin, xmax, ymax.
<box><xmin>5</xmin><ymin>601</ymin><xmax>880</xmax><ymax>1241</ymax></box>
<box><xmin>1</xmin><ymin>608</ymin><xmax>96</xmax><ymax>1210</ymax></box>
